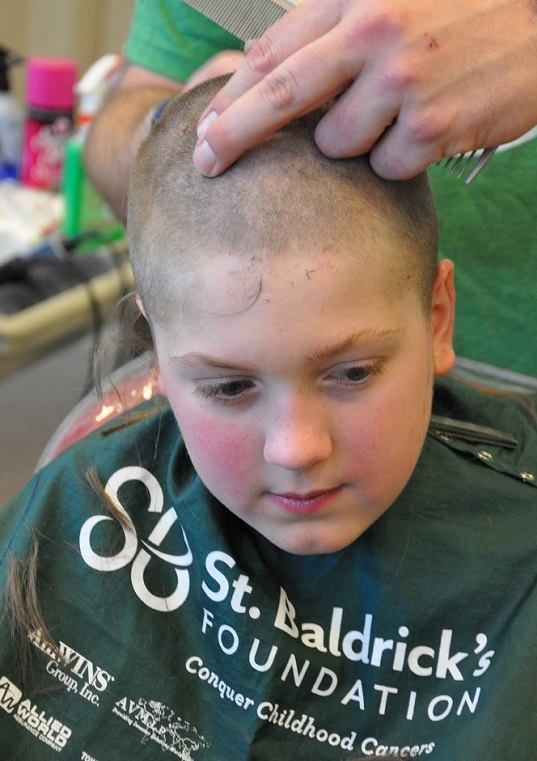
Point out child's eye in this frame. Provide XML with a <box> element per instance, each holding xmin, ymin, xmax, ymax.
<box><xmin>195</xmin><ymin>379</ymin><xmax>254</xmax><ymax>403</ymax></box>
<box><xmin>329</xmin><ymin>363</ymin><xmax>385</xmax><ymax>386</ymax></box>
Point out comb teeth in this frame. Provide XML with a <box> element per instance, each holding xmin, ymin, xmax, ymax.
<box><xmin>182</xmin><ymin>0</ymin><xmax>299</xmax><ymax>42</ymax></box>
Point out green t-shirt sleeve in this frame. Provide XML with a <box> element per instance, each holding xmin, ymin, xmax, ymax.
<box><xmin>125</xmin><ymin>0</ymin><xmax>243</xmax><ymax>82</ymax></box>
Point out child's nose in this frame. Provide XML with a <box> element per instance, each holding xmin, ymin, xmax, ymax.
<box><xmin>263</xmin><ymin>396</ymin><xmax>333</xmax><ymax>471</ymax></box>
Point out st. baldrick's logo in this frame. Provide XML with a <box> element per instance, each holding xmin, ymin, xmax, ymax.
<box><xmin>79</xmin><ymin>466</ymin><xmax>192</xmax><ymax>611</ymax></box>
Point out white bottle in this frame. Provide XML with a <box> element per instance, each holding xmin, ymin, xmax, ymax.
<box><xmin>62</xmin><ymin>54</ymin><xmax>123</xmax><ymax>241</ymax></box>
<box><xmin>0</xmin><ymin>47</ymin><xmax>24</xmax><ymax>180</ymax></box>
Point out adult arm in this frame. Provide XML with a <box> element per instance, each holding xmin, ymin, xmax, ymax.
<box><xmin>193</xmin><ymin>0</ymin><xmax>537</xmax><ymax>179</ymax></box>
<box><xmin>84</xmin><ymin>65</ymin><xmax>183</xmax><ymax>223</ymax></box>
<box><xmin>84</xmin><ymin>0</ymin><xmax>243</xmax><ymax>222</ymax></box>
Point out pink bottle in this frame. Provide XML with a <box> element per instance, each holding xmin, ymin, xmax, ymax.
<box><xmin>20</xmin><ymin>56</ymin><xmax>77</xmax><ymax>190</ymax></box>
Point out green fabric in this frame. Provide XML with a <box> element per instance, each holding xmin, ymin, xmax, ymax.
<box><xmin>0</xmin><ymin>378</ymin><xmax>536</xmax><ymax>759</ymax></box>
<box><xmin>125</xmin><ymin>0</ymin><xmax>242</xmax><ymax>82</ymax></box>
<box><xmin>429</xmin><ymin>139</ymin><xmax>537</xmax><ymax>376</ymax></box>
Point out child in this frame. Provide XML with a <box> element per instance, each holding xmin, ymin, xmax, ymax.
<box><xmin>0</xmin><ymin>76</ymin><xmax>536</xmax><ymax>760</ymax></box>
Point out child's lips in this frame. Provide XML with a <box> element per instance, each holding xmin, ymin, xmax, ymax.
<box><xmin>265</xmin><ymin>486</ymin><xmax>344</xmax><ymax>514</ymax></box>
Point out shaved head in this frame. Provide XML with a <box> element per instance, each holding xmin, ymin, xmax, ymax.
<box><xmin>128</xmin><ymin>76</ymin><xmax>438</xmax><ymax>325</ymax></box>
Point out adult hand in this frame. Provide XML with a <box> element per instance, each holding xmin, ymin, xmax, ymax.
<box><xmin>193</xmin><ymin>0</ymin><xmax>537</xmax><ymax>179</ymax></box>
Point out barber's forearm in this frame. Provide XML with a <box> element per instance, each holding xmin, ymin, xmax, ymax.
<box><xmin>84</xmin><ymin>85</ymin><xmax>181</xmax><ymax>222</ymax></box>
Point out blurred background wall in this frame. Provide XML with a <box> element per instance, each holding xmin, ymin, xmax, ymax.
<box><xmin>0</xmin><ymin>0</ymin><xmax>135</xmax><ymax>504</ymax></box>
<box><xmin>1</xmin><ymin>0</ymin><xmax>135</xmax><ymax>101</ymax></box>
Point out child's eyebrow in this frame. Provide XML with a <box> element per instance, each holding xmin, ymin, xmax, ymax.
<box><xmin>170</xmin><ymin>354</ymin><xmax>253</xmax><ymax>373</ymax></box>
<box><xmin>171</xmin><ymin>329</ymin><xmax>402</xmax><ymax>373</ymax></box>
<box><xmin>305</xmin><ymin>328</ymin><xmax>403</xmax><ymax>364</ymax></box>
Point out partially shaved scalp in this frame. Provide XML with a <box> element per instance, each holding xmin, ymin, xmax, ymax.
<box><xmin>128</xmin><ymin>76</ymin><xmax>438</xmax><ymax>326</ymax></box>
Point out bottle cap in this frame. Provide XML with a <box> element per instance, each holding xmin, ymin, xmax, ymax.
<box><xmin>26</xmin><ymin>56</ymin><xmax>77</xmax><ymax>110</ymax></box>
<box><xmin>75</xmin><ymin>54</ymin><xmax>122</xmax><ymax>126</ymax></box>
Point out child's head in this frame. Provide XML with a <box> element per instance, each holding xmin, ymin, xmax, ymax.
<box><xmin>128</xmin><ymin>76</ymin><xmax>456</xmax><ymax>555</ymax></box>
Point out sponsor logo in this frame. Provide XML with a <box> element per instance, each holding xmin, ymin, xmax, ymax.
<box><xmin>0</xmin><ymin>674</ymin><xmax>72</xmax><ymax>751</ymax></box>
<box><xmin>0</xmin><ymin>674</ymin><xmax>22</xmax><ymax>714</ymax></box>
<box><xmin>113</xmin><ymin>696</ymin><xmax>208</xmax><ymax>758</ymax></box>
<box><xmin>29</xmin><ymin>628</ymin><xmax>115</xmax><ymax>707</ymax></box>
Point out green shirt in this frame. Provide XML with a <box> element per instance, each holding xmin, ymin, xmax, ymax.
<box><xmin>1</xmin><ymin>378</ymin><xmax>536</xmax><ymax>759</ymax></box>
<box><xmin>429</xmin><ymin>139</ymin><xmax>537</xmax><ymax>375</ymax></box>
<box><xmin>125</xmin><ymin>0</ymin><xmax>242</xmax><ymax>82</ymax></box>
<box><xmin>126</xmin><ymin>0</ymin><xmax>537</xmax><ymax>375</ymax></box>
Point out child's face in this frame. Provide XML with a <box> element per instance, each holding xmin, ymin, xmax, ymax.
<box><xmin>151</xmin><ymin>244</ymin><xmax>454</xmax><ymax>555</ymax></box>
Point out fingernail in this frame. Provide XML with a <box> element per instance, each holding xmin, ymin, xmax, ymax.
<box><xmin>193</xmin><ymin>139</ymin><xmax>216</xmax><ymax>175</ymax></box>
<box><xmin>244</xmin><ymin>38</ymin><xmax>258</xmax><ymax>54</ymax></box>
<box><xmin>197</xmin><ymin>110</ymin><xmax>218</xmax><ymax>140</ymax></box>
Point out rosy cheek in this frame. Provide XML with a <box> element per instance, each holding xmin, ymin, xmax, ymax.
<box><xmin>178</xmin><ymin>410</ymin><xmax>258</xmax><ymax>502</ymax></box>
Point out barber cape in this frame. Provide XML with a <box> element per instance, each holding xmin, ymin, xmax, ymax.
<box><xmin>0</xmin><ymin>377</ymin><xmax>536</xmax><ymax>760</ymax></box>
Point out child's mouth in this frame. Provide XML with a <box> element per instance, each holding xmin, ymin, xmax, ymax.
<box><xmin>265</xmin><ymin>486</ymin><xmax>344</xmax><ymax>514</ymax></box>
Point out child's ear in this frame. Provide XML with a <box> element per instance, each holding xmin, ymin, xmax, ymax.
<box><xmin>135</xmin><ymin>294</ymin><xmax>147</xmax><ymax>319</ymax></box>
<box><xmin>431</xmin><ymin>259</ymin><xmax>456</xmax><ymax>377</ymax></box>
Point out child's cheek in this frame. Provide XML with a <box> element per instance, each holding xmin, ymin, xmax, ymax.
<box><xmin>180</xmin><ymin>412</ymin><xmax>259</xmax><ymax>504</ymax></box>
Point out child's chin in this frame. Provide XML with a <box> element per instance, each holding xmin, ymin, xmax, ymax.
<box><xmin>268</xmin><ymin>528</ymin><xmax>361</xmax><ymax>556</ymax></box>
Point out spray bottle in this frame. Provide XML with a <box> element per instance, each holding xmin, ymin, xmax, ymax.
<box><xmin>0</xmin><ymin>47</ymin><xmax>24</xmax><ymax>180</ymax></box>
<box><xmin>62</xmin><ymin>54</ymin><xmax>124</xmax><ymax>247</ymax></box>
<box><xmin>20</xmin><ymin>56</ymin><xmax>78</xmax><ymax>190</ymax></box>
